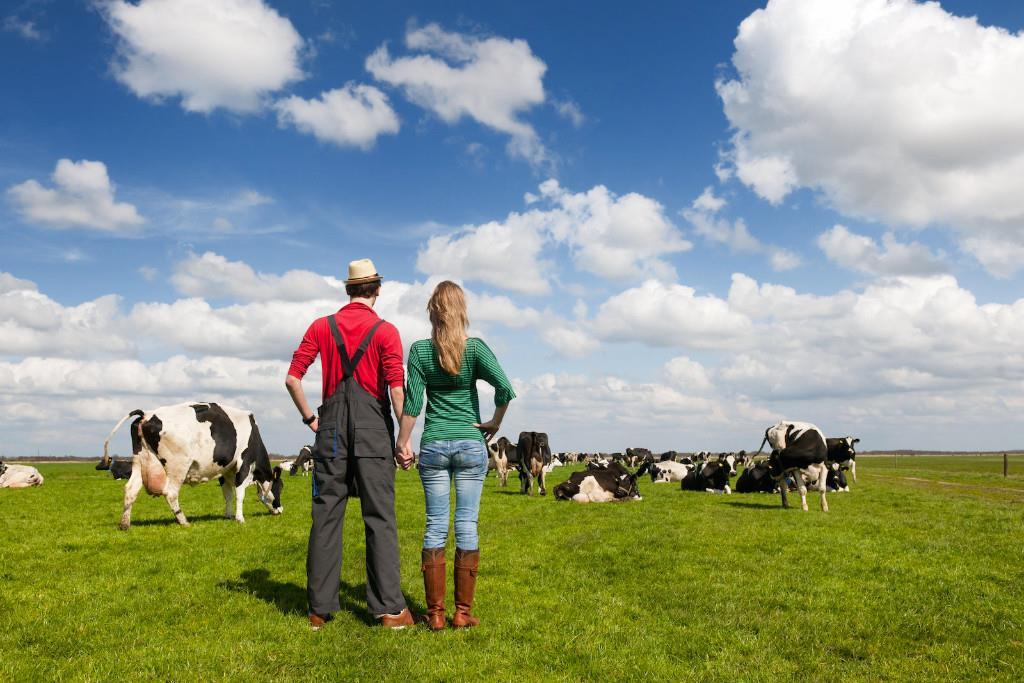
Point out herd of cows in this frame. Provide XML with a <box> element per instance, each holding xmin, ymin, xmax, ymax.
<box><xmin>0</xmin><ymin>400</ymin><xmax>861</xmax><ymax>524</ymax></box>
<box><xmin>486</xmin><ymin>422</ymin><xmax>860</xmax><ymax>512</ymax></box>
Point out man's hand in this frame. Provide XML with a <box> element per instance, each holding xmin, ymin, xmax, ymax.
<box><xmin>473</xmin><ymin>419</ymin><xmax>501</xmax><ymax>441</ymax></box>
<box><xmin>307</xmin><ymin>418</ymin><xmax>319</xmax><ymax>433</ymax></box>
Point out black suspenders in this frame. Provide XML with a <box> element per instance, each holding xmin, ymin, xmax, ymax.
<box><xmin>326</xmin><ymin>316</ymin><xmax>385</xmax><ymax>380</ymax></box>
<box><xmin>324</xmin><ymin>315</ymin><xmax>387</xmax><ymax>461</ymax></box>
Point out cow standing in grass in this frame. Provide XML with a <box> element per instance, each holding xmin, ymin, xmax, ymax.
<box><xmin>104</xmin><ymin>403</ymin><xmax>283</xmax><ymax>530</ymax></box>
<box><xmin>487</xmin><ymin>436</ymin><xmax>516</xmax><ymax>487</ymax></box>
<box><xmin>517</xmin><ymin>431</ymin><xmax>551</xmax><ymax>496</ymax></box>
<box><xmin>763</xmin><ymin>421</ymin><xmax>829</xmax><ymax>512</ymax></box>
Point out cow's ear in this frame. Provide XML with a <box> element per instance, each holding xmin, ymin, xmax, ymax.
<box><xmin>852</xmin><ymin>438</ymin><xmax>860</xmax><ymax>444</ymax></box>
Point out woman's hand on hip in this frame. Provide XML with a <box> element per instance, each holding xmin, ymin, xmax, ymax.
<box><xmin>474</xmin><ymin>419</ymin><xmax>500</xmax><ymax>441</ymax></box>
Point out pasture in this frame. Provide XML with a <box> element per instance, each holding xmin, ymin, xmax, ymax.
<box><xmin>1</xmin><ymin>456</ymin><xmax>1022</xmax><ymax>681</ymax></box>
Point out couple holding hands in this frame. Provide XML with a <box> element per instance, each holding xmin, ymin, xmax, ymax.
<box><xmin>285</xmin><ymin>259</ymin><xmax>516</xmax><ymax>631</ymax></box>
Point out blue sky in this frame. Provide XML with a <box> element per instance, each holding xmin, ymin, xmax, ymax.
<box><xmin>2</xmin><ymin>0</ymin><xmax>1024</xmax><ymax>457</ymax></box>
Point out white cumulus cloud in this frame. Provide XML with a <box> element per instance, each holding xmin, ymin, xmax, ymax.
<box><xmin>717</xmin><ymin>0</ymin><xmax>1024</xmax><ymax>276</ymax></box>
<box><xmin>366</xmin><ymin>23</ymin><xmax>550</xmax><ymax>166</ymax></box>
<box><xmin>817</xmin><ymin>225</ymin><xmax>947</xmax><ymax>276</ymax></box>
<box><xmin>102</xmin><ymin>0</ymin><xmax>305</xmax><ymax>113</ymax></box>
<box><xmin>418</xmin><ymin>180</ymin><xmax>690</xmax><ymax>293</ymax></box>
<box><xmin>6</xmin><ymin>159</ymin><xmax>144</xmax><ymax>232</ymax></box>
<box><xmin>275</xmin><ymin>83</ymin><xmax>400</xmax><ymax>149</ymax></box>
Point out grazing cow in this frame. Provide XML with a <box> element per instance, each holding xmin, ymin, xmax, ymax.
<box><xmin>554</xmin><ymin>461</ymin><xmax>641</xmax><ymax>503</ymax></box>
<box><xmin>0</xmin><ymin>462</ymin><xmax>44</xmax><ymax>488</ymax></box>
<box><xmin>826</xmin><ymin>437</ymin><xmax>860</xmax><ymax>482</ymax></box>
<box><xmin>104</xmin><ymin>403</ymin><xmax>284</xmax><ymax>530</ymax></box>
<box><xmin>290</xmin><ymin>445</ymin><xmax>314</xmax><ymax>476</ymax></box>
<box><xmin>517</xmin><ymin>431</ymin><xmax>551</xmax><ymax>496</ymax></box>
<box><xmin>763</xmin><ymin>421</ymin><xmax>829</xmax><ymax>512</ymax></box>
<box><xmin>488</xmin><ymin>436</ymin><xmax>516</xmax><ymax>487</ymax></box>
<box><xmin>735</xmin><ymin>460</ymin><xmax>775</xmax><ymax>493</ymax></box>
<box><xmin>680</xmin><ymin>456</ymin><xmax>735</xmax><ymax>494</ymax></box>
<box><xmin>825</xmin><ymin>463</ymin><xmax>850</xmax><ymax>492</ymax></box>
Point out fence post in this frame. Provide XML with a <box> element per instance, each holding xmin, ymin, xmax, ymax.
<box><xmin>1004</xmin><ymin>453</ymin><xmax>1008</xmax><ymax>478</ymax></box>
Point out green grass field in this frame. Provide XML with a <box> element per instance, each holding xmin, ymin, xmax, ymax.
<box><xmin>2</xmin><ymin>456</ymin><xmax>1022</xmax><ymax>682</ymax></box>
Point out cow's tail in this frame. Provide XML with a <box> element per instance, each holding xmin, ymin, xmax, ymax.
<box><xmin>103</xmin><ymin>409</ymin><xmax>145</xmax><ymax>464</ymax></box>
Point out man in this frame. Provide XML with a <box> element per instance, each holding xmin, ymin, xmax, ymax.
<box><xmin>286</xmin><ymin>258</ymin><xmax>415</xmax><ymax>630</ymax></box>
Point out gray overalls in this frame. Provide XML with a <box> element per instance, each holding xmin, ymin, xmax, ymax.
<box><xmin>306</xmin><ymin>315</ymin><xmax>406</xmax><ymax>618</ymax></box>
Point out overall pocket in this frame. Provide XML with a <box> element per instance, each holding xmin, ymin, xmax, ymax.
<box><xmin>312</xmin><ymin>426</ymin><xmax>338</xmax><ymax>461</ymax></box>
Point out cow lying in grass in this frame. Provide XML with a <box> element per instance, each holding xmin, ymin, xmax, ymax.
<box><xmin>763</xmin><ymin>421</ymin><xmax>829</xmax><ymax>512</ymax></box>
<box><xmin>680</xmin><ymin>453</ymin><xmax>738</xmax><ymax>494</ymax></box>
<box><xmin>636</xmin><ymin>459</ymin><xmax>693</xmax><ymax>483</ymax></box>
<box><xmin>554</xmin><ymin>461</ymin><xmax>642</xmax><ymax>503</ymax></box>
<box><xmin>827</xmin><ymin>436</ymin><xmax>860</xmax><ymax>483</ymax></box>
<box><xmin>104</xmin><ymin>403</ymin><xmax>284</xmax><ymax>530</ymax></box>
<box><xmin>0</xmin><ymin>462</ymin><xmax>44</xmax><ymax>488</ymax></box>
<box><xmin>96</xmin><ymin>454</ymin><xmax>133</xmax><ymax>480</ymax></box>
<box><xmin>735</xmin><ymin>459</ymin><xmax>775</xmax><ymax>493</ymax></box>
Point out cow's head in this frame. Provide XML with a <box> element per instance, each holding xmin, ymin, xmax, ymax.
<box><xmin>836</xmin><ymin>437</ymin><xmax>859</xmax><ymax>462</ymax></box>
<box><xmin>256</xmin><ymin>467</ymin><xmax>284</xmax><ymax>515</ymax></box>
<box><xmin>614</xmin><ymin>471</ymin><xmax>642</xmax><ymax>500</ymax></box>
<box><xmin>719</xmin><ymin>453</ymin><xmax>738</xmax><ymax>476</ymax></box>
<box><xmin>96</xmin><ymin>454</ymin><xmax>111</xmax><ymax>470</ymax></box>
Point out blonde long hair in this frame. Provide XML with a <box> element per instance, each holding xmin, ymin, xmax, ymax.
<box><xmin>428</xmin><ymin>281</ymin><xmax>469</xmax><ymax>375</ymax></box>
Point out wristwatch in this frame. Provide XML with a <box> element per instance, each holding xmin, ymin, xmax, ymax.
<box><xmin>302</xmin><ymin>414</ymin><xmax>316</xmax><ymax>425</ymax></box>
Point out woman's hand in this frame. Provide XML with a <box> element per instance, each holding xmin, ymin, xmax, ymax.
<box><xmin>307</xmin><ymin>418</ymin><xmax>319</xmax><ymax>433</ymax></box>
<box><xmin>474</xmin><ymin>418</ymin><xmax>501</xmax><ymax>441</ymax></box>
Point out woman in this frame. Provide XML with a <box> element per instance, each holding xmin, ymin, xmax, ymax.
<box><xmin>396</xmin><ymin>281</ymin><xmax>516</xmax><ymax>630</ymax></box>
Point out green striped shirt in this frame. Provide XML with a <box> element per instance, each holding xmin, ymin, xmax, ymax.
<box><xmin>404</xmin><ymin>337</ymin><xmax>516</xmax><ymax>446</ymax></box>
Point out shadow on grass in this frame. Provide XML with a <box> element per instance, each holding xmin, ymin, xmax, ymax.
<box><xmin>722</xmin><ymin>500</ymin><xmax>781</xmax><ymax>510</ymax></box>
<box><xmin>130</xmin><ymin>513</ymin><xmax>226</xmax><ymax>527</ymax></box>
<box><xmin>220</xmin><ymin>568</ymin><xmax>425</xmax><ymax>625</ymax></box>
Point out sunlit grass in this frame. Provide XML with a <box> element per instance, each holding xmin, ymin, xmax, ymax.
<box><xmin>1</xmin><ymin>458</ymin><xmax>1022</xmax><ymax>681</ymax></box>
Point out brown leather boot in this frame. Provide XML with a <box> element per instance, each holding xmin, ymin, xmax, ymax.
<box><xmin>421</xmin><ymin>547</ymin><xmax>446</xmax><ymax>631</ymax></box>
<box><xmin>452</xmin><ymin>548</ymin><xmax>480</xmax><ymax>628</ymax></box>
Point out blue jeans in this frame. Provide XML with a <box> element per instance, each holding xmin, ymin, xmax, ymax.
<box><xmin>419</xmin><ymin>439</ymin><xmax>488</xmax><ymax>551</ymax></box>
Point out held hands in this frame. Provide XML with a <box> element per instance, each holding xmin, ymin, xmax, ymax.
<box><xmin>395</xmin><ymin>441</ymin><xmax>415</xmax><ymax>470</ymax></box>
<box><xmin>474</xmin><ymin>418</ymin><xmax>501</xmax><ymax>441</ymax></box>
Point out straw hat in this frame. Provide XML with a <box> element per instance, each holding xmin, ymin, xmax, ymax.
<box><xmin>344</xmin><ymin>258</ymin><xmax>382</xmax><ymax>285</ymax></box>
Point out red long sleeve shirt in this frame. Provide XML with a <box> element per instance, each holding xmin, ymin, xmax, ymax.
<box><xmin>288</xmin><ymin>303</ymin><xmax>404</xmax><ymax>403</ymax></box>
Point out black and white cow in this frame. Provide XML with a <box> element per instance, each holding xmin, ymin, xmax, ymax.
<box><xmin>763</xmin><ymin>421</ymin><xmax>829</xmax><ymax>512</ymax></box>
<box><xmin>825</xmin><ymin>463</ymin><xmax>850</xmax><ymax>492</ymax></box>
<box><xmin>624</xmin><ymin>447</ymin><xmax>652</xmax><ymax>467</ymax></box>
<box><xmin>488</xmin><ymin>436</ymin><xmax>517</xmax><ymax>487</ymax></box>
<box><xmin>104</xmin><ymin>403</ymin><xmax>284</xmax><ymax>530</ymax></box>
<box><xmin>680</xmin><ymin>454</ymin><xmax>736</xmax><ymax>494</ymax></box>
<box><xmin>826</xmin><ymin>437</ymin><xmax>860</xmax><ymax>483</ymax></box>
<box><xmin>636</xmin><ymin>459</ymin><xmax>693</xmax><ymax>483</ymax></box>
<box><xmin>554</xmin><ymin>461</ymin><xmax>642</xmax><ymax>503</ymax></box>
<box><xmin>290</xmin><ymin>445</ymin><xmax>314</xmax><ymax>476</ymax></box>
<box><xmin>517</xmin><ymin>431</ymin><xmax>551</xmax><ymax>496</ymax></box>
<box><xmin>96</xmin><ymin>453</ymin><xmax>134</xmax><ymax>480</ymax></box>
<box><xmin>735</xmin><ymin>459</ymin><xmax>776</xmax><ymax>493</ymax></box>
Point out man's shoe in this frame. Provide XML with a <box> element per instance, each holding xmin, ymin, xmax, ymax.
<box><xmin>309</xmin><ymin>613</ymin><xmax>331</xmax><ymax>631</ymax></box>
<box><xmin>378</xmin><ymin>608</ymin><xmax>415</xmax><ymax>629</ymax></box>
